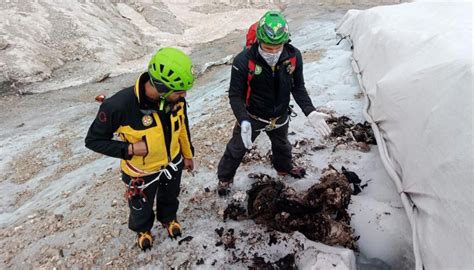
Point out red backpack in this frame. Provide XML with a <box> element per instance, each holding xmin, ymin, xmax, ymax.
<box><xmin>244</xmin><ymin>22</ymin><xmax>297</xmax><ymax>107</ymax></box>
<box><xmin>245</xmin><ymin>22</ymin><xmax>258</xmax><ymax>49</ymax></box>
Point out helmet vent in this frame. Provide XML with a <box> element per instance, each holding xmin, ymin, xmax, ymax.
<box><xmin>159</xmin><ymin>64</ymin><xmax>165</xmax><ymax>73</ymax></box>
<box><xmin>173</xmin><ymin>76</ymin><xmax>181</xmax><ymax>82</ymax></box>
<box><xmin>167</xmin><ymin>70</ymin><xmax>174</xmax><ymax>77</ymax></box>
<box><xmin>161</xmin><ymin>77</ymin><xmax>169</xmax><ymax>82</ymax></box>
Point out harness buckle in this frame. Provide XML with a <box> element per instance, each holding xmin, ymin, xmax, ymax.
<box><xmin>265</xmin><ymin>117</ymin><xmax>279</xmax><ymax>131</ymax></box>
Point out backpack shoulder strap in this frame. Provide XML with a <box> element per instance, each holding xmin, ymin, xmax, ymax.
<box><xmin>289</xmin><ymin>56</ymin><xmax>297</xmax><ymax>68</ymax></box>
<box><xmin>246</xmin><ymin>58</ymin><xmax>256</xmax><ymax>107</ymax></box>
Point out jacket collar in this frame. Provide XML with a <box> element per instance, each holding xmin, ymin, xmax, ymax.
<box><xmin>134</xmin><ymin>72</ymin><xmax>149</xmax><ymax>106</ymax></box>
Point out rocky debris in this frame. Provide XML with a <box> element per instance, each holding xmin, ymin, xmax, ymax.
<box><xmin>215</xmin><ymin>227</ymin><xmax>236</xmax><ymax>250</ymax></box>
<box><xmin>341</xmin><ymin>166</ymin><xmax>364</xmax><ymax>195</ymax></box>
<box><xmin>226</xmin><ymin>166</ymin><xmax>357</xmax><ymax>249</ymax></box>
<box><xmin>293</xmin><ymin>138</ymin><xmax>315</xmax><ymax>149</ymax></box>
<box><xmin>223</xmin><ymin>201</ymin><xmax>247</xmax><ymax>221</ymax></box>
<box><xmin>326</xmin><ymin>115</ymin><xmax>376</xmax><ymax>152</ymax></box>
<box><xmin>250</xmin><ymin>254</ymin><xmax>296</xmax><ymax>270</ymax></box>
<box><xmin>242</xmin><ymin>145</ymin><xmax>271</xmax><ymax>164</ymax></box>
<box><xmin>178</xmin><ymin>236</ymin><xmax>193</xmax><ymax>245</ymax></box>
<box><xmin>95</xmin><ymin>73</ymin><xmax>110</xmax><ymax>83</ymax></box>
<box><xmin>0</xmin><ymin>38</ymin><xmax>9</xmax><ymax>50</ymax></box>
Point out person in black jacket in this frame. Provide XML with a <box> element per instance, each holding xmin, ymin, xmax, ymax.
<box><xmin>217</xmin><ymin>11</ymin><xmax>331</xmax><ymax>196</ymax></box>
<box><xmin>85</xmin><ymin>48</ymin><xmax>195</xmax><ymax>251</ymax></box>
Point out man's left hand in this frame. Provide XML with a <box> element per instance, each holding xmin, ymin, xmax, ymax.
<box><xmin>184</xmin><ymin>158</ymin><xmax>194</xmax><ymax>172</ymax></box>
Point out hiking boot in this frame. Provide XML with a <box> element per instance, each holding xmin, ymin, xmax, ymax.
<box><xmin>137</xmin><ymin>231</ymin><xmax>153</xmax><ymax>251</ymax></box>
<box><xmin>217</xmin><ymin>180</ymin><xmax>233</xmax><ymax>197</ymax></box>
<box><xmin>163</xmin><ymin>220</ymin><xmax>182</xmax><ymax>239</ymax></box>
<box><xmin>277</xmin><ymin>166</ymin><xmax>306</xmax><ymax>178</ymax></box>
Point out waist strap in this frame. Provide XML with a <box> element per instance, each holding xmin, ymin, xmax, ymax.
<box><xmin>248</xmin><ymin>113</ymin><xmax>289</xmax><ymax>132</ymax></box>
<box><xmin>126</xmin><ymin>155</ymin><xmax>183</xmax><ymax>190</ymax></box>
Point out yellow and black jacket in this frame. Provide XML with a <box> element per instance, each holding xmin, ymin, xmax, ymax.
<box><xmin>85</xmin><ymin>73</ymin><xmax>194</xmax><ymax>177</ymax></box>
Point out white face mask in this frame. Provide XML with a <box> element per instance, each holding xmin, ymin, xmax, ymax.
<box><xmin>258</xmin><ymin>45</ymin><xmax>283</xmax><ymax>67</ymax></box>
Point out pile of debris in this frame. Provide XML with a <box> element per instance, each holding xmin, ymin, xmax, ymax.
<box><xmin>242</xmin><ymin>145</ymin><xmax>271</xmax><ymax>164</ymax></box>
<box><xmin>224</xmin><ymin>166</ymin><xmax>362</xmax><ymax>249</ymax></box>
<box><xmin>326</xmin><ymin>116</ymin><xmax>376</xmax><ymax>152</ymax></box>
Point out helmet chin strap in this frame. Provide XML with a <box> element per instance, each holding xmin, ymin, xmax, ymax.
<box><xmin>159</xmin><ymin>90</ymin><xmax>174</xmax><ymax>111</ymax></box>
<box><xmin>148</xmin><ymin>74</ymin><xmax>175</xmax><ymax>111</ymax></box>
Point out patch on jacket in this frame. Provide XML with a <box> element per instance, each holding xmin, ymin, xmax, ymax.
<box><xmin>142</xmin><ymin>115</ymin><xmax>153</xmax><ymax>127</ymax></box>
<box><xmin>98</xmin><ymin>111</ymin><xmax>107</xmax><ymax>123</ymax></box>
<box><xmin>284</xmin><ymin>60</ymin><xmax>295</xmax><ymax>75</ymax></box>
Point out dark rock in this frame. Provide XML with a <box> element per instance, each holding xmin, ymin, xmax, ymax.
<box><xmin>196</xmin><ymin>258</ymin><xmax>204</xmax><ymax>265</ymax></box>
<box><xmin>178</xmin><ymin>236</ymin><xmax>193</xmax><ymax>245</ymax></box>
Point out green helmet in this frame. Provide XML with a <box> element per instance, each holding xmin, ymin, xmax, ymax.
<box><xmin>148</xmin><ymin>47</ymin><xmax>194</xmax><ymax>92</ymax></box>
<box><xmin>256</xmin><ymin>11</ymin><xmax>290</xmax><ymax>45</ymax></box>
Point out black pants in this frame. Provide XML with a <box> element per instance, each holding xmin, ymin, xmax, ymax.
<box><xmin>122</xmin><ymin>156</ymin><xmax>183</xmax><ymax>233</ymax></box>
<box><xmin>217</xmin><ymin>116</ymin><xmax>292</xmax><ymax>182</ymax></box>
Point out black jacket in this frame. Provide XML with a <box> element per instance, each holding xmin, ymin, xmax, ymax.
<box><xmin>229</xmin><ymin>42</ymin><xmax>315</xmax><ymax>123</ymax></box>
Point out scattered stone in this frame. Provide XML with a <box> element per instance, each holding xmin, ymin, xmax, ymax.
<box><xmin>0</xmin><ymin>39</ymin><xmax>9</xmax><ymax>50</ymax></box>
<box><xmin>215</xmin><ymin>228</ymin><xmax>236</xmax><ymax>249</ymax></box>
<box><xmin>62</xmin><ymin>191</ymin><xmax>71</xmax><ymax>198</ymax></box>
<box><xmin>111</xmin><ymin>200</ymin><xmax>118</xmax><ymax>207</ymax></box>
<box><xmin>312</xmin><ymin>144</ymin><xmax>326</xmax><ymax>151</ymax></box>
<box><xmin>55</xmin><ymin>214</ymin><xmax>64</xmax><ymax>222</ymax></box>
<box><xmin>178</xmin><ymin>236</ymin><xmax>193</xmax><ymax>245</ymax></box>
<box><xmin>95</xmin><ymin>73</ymin><xmax>110</xmax><ymax>83</ymax></box>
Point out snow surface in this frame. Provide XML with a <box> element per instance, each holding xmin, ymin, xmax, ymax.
<box><xmin>0</xmin><ymin>1</ymin><xmax>413</xmax><ymax>269</ymax></box>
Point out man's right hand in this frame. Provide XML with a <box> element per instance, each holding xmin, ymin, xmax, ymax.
<box><xmin>240</xmin><ymin>120</ymin><xmax>252</xmax><ymax>149</ymax></box>
<box><xmin>128</xmin><ymin>141</ymin><xmax>148</xmax><ymax>156</ymax></box>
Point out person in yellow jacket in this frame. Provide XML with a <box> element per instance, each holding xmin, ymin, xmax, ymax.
<box><xmin>85</xmin><ymin>47</ymin><xmax>195</xmax><ymax>251</ymax></box>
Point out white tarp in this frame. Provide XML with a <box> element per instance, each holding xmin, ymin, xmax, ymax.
<box><xmin>336</xmin><ymin>1</ymin><xmax>473</xmax><ymax>269</ymax></box>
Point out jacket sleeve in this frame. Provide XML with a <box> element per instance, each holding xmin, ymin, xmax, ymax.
<box><xmin>291</xmin><ymin>50</ymin><xmax>316</xmax><ymax>116</ymax></box>
<box><xmin>179</xmin><ymin>100</ymin><xmax>194</xmax><ymax>159</ymax></box>
<box><xmin>228</xmin><ymin>53</ymin><xmax>251</xmax><ymax>123</ymax></box>
<box><xmin>85</xmin><ymin>99</ymin><xmax>132</xmax><ymax>160</ymax></box>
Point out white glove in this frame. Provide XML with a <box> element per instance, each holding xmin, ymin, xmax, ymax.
<box><xmin>240</xmin><ymin>120</ymin><xmax>252</xmax><ymax>149</ymax></box>
<box><xmin>308</xmin><ymin>111</ymin><xmax>331</xmax><ymax>137</ymax></box>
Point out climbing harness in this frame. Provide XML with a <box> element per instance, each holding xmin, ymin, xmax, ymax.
<box><xmin>124</xmin><ymin>156</ymin><xmax>183</xmax><ymax>210</ymax></box>
<box><xmin>248</xmin><ymin>113</ymin><xmax>289</xmax><ymax>132</ymax></box>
